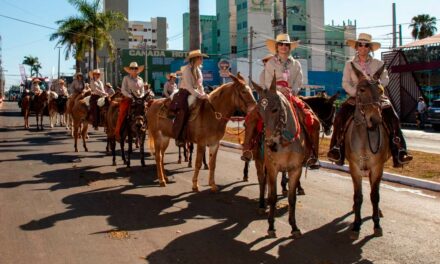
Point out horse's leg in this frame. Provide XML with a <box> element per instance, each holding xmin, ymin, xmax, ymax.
<box><xmin>287</xmin><ymin>168</ymin><xmax>303</xmax><ymax>238</ymax></box>
<box><xmin>192</xmin><ymin>144</ymin><xmax>206</xmax><ymax>192</ymax></box>
<box><xmin>255</xmin><ymin>157</ymin><xmax>266</xmax><ymax>214</ymax></box>
<box><xmin>178</xmin><ymin>145</ymin><xmax>182</xmax><ymax>164</ymax></box>
<box><xmin>350</xmin><ymin>170</ymin><xmax>363</xmax><ymax>240</ymax></box>
<box><xmin>81</xmin><ymin>122</ymin><xmax>88</xmax><ymax>152</ymax></box>
<box><xmin>120</xmin><ymin>130</ymin><xmax>126</xmax><ymax>165</ymax></box>
<box><xmin>281</xmin><ymin>171</ymin><xmax>288</xmax><ymax>196</ymax></box>
<box><xmin>370</xmin><ymin>169</ymin><xmax>383</xmax><ymax>237</ymax></box>
<box><xmin>111</xmin><ymin>136</ymin><xmax>117</xmax><ymax>166</ymax></box>
<box><xmin>161</xmin><ymin>138</ymin><xmax>170</xmax><ymax>183</ymax></box>
<box><xmin>153</xmin><ymin>136</ymin><xmax>166</xmax><ymax>187</ymax></box>
<box><xmin>297</xmin><ymin>180</ymin><xmax>305</xmax><ymax>195</ymax></box>
<box><xmin>243</xmin><ymin>161</ymin><xmax>249</xmax><ymax>182</ymax></box>
<box><xmin>73</xmin><ymin>122</ymin><xmax>79</xmax><ymax>152</ymax></box>
<box><xmin>140</xmin><ymin>133</ymin><xmax>146</xmax><ymax>167</ymax></box>
<box><xmin>207</xmin><ymin>144</ymin><xmax>220</xmax><ymax>192</ymax></box>
<box><xmin>35</xmin><ymin>113</ymin><xmax>39</xmax><ymax>130</ymax></box>
<box><xmin>266</xmin><ymin>167</ymin><xmax>278</xmax><ymax>238</ymax></box>
<box><xmin>187</xmin><ymin>143</ymin><xmax>194</xmax><ymax>168</ymax></box>
<box><xmin>202</xmin><ymin>146</ymin><xmax>209</xmax><ymax>170</ymax></box>
<box><xmin>127</xmin><ymin>133</ymin><xmax>132</xmax><ymax>168</ymax></box>
<box><xmin>40</xmin><ymin>114</ymin><xmax>44</xmax><ymax>130</ymax></box>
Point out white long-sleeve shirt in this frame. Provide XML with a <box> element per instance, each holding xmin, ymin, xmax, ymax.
<box><xmin>264</xmin><ymin>55</ymin><xmax>303</xmax><ymax>95</ymax></box>
<box><xmin>178</xmin><ymin>65</ymin><xmax>205</xmax><ymax>97</ymax></box>
<box><xmin>90</xmin><ymin>79</ymin><xmax>107</xmax><ymax>97</ymax></box>
<box><xmin>121</xmin><ymin>75</ymin><xmax>144</xmax><ymax>99</ymax></box>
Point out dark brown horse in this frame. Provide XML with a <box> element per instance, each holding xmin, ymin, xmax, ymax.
<box><xmin>345</xmin><ymin>63</ymin><xmax>390</xmax><ymax>239</ymax></box>
<box><xmin>147</xmin><ymin>73</ymin><xmax>256</xmax><ymax>191</ymax></box>
<box><xmin>23</xmin><ymin>91</ymin><xmax>48</xmax><ymax>130</ymax></box>
<box><xmin>253</xmin><ymin>77</ymin><xmax>309</xmax><ymax>238</ymax></box>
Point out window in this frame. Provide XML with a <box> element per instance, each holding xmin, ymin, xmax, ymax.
<box><xmin>327</xmin><ymin>41</ymin><xmax>332</xmax><ymax>45</ymax></box>
<box><xmin>238</xmin><ymin>23</ymin><xmax>242</xmax><ymax>30</ymax></box>
<box><xmin>243</xmin><ymin>21</ymin><xmax>247</xmax><ymax>28</ymax></box>
<box><xmin>217</xmin><ymin>30</ymin><xmax>220</xmax><ymax>36</ymax></box>
<box><xmin>334</xmin><ymin>41</ymin><xmax>338</xmax><ymax>45</ymax></box>
<box><xmin>152</xmin><ymin>29</ymin><xmax>156</xmax><ymax>33</ymax></box>
<box><xmin>231</xmin><ymin>46</ymin><xmax>237</xmax><ymax>54</ymax></box>
<box><xmin>242</xmin><ymin>2</ymin><xmax>247</xmax><ymax>8</ymax></box>
<box><xmin>292</xmin><ymin>25</ymin><xmax>306</xmax><ymax>31</ymax></box>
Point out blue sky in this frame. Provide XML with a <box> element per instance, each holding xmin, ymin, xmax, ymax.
<box><xmin>1</xmin><ymin>0</ymin><xmax>439</xmax><ymax>89</ymax></box>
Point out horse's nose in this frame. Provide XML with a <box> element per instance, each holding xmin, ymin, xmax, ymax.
<box><xmin>247</xmin><ymin>104</ymin><xmax>256</xmax><ymax>113</ymax></box>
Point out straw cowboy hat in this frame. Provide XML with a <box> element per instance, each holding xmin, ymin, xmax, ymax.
<box><xmin>166</xmin><ymin>72</ymin><xmax>177</xmax><ymax>80</ymax></box>
<box><xmin>105</xmin><ymin>82</ymin><xmax>112</xmax><ymax>88</ymax></box>
<box><xmin>58</xmin><ymin>79</ymin><xmax>65</xmax><ymax>84</ymax></box>
<box><xmin>32</xmin><ymin>78</ymin><xmax>41</xmax><ymax>84</ymax></box>
<box><xmin>123</xmin><ymin>61</ymin><xmax>144</xmax><ymax>74</ymax></box>
<box><xmin>265</xmin><ymin>33</ymin><xmax>299</xmax><ymax>54</ymax></box>
<box><xmin>185</xmin><ymin>49</ymin><xmax>208</xmax><ymax>61</ymax></box>
<box><xmin>74</xmin><ymin>72</ymin><xmax>83</xmax><ymax>78</ymax></box>
<box><xmin>88</xmin><ymin>69</ymin><xmax>101</xmax><ymax>79</ymax></box>
<box><xmin>261</xmin><ymin>54</ymin><xmax>274</xmax><ymax>63</ymax></box>
<box><xmin>346</xmin><ymin>33</ymin><xmax>381</xmax><ymax>52</ymax></box>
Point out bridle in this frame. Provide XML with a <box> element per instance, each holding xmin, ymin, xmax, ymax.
<box><xmin>212</xmin><ymin>83</ymin><xmax>255</xmax><ymax>121</ymax></box>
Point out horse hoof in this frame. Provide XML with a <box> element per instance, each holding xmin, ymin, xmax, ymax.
<box><xmin>374</xmin><ymin>228</ymin><xmax>383</xmax><ymax>237</ymax></box>
<box><xmin>297</xmin><ymin>189</ymin><xmax>306</xmax><ymax>196</ymax></box>
<box><xmin>243</xmin><ymin>177</ymin><xmax>248</xmax><ymax>182</ymax></box>
<box><xmin>267</xmin><ymin>230</ymin><xmax>276</xmax><ymax>238</ymax></box>
<box><xmin>350</xmin><ymin>231</ymin><xmax>360</xmax><ymax>240</ymax></box>
<box><xmin>192</xmin><ymin>186</ymin><xmax>199</xmax><ymax>192</ymax></box>
<box><xmin>84</xmin><ymin>148</ymin><xmax>88</xmax><ymax>152</ymax></box>
<box><xmin>379</xmin><ymin>210</ymin><xmax>384</xmax><ymax>218</ymax></box>
<box><xmin>210</xmin><ymin>186</ymin><xmax>218</xmax><ymax>193</ymax></box>
<box><xmin>177</xmin><ymin>159</ymin><xmax>181</xmax><ymax>164</ymax></box>
<box><xmin>257</xmin><ymin>208</ymin><xmax>266</xmax><ymax>215</ymax></box>
<box><xmin>291</xmin><ymin>230</ymin><xmax>302</xmax><ymax>239</ymax></box>
<box><xmin>184</xmin><ymin>158</ymin><xmax>188</xmax><ymax>162</ymax></box>
<box><xmin>282</xmin><ymin>190</ymin><xmax>288</xmax><ymax>197</ymax></box>
<box><xmin>75</xmin><ymin>149</ymin><xmax>78</xmax><ymax>153</ymax></box>
<box><xmin>204</xmin><ymin>165</ymin><xmax>209</xmax><ymax>170</ymax></box>
<box><xmin>159</xmin><ymin>182</ymin><xmax>166</xmax><ymax>187</ymax></box>
<box><xmin>187</xmin><ymin>164</ymin><xmax>192</xmax><ymax>168</ymax></box>
<box><xmin>112</xmin><ymin>162</ymin><xmax>116</xmax><ymax>166</ymax></box>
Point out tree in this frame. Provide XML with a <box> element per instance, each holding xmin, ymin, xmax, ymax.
<box><xmin>22</xmin><ymin>55</ymin><xmax>42</xmax><ymax>77</ymax></box>
<box><xmin>52</xmin><ymin>0</ymin><xmax>127</xmax><ymax>71</ymax></box>
<box><xmin>189</xmin><ymin>0</ymin><xmax>200</xmax><ymax>50</ymax></box>
<box><xmin>409</xmin><ymin>14</ymin><xmax>437</xmax><ymax>40</ymax></box>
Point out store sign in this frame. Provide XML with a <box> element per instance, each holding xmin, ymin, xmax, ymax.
<box><xmin>218</xmin><ymin>59</ymin><xmax>231</xmax><ymax>78</ymax></box>
<box><xmin>128</xmin><ymin>49</ymin><xmax>188</xmax><ymax>58</ymax></box>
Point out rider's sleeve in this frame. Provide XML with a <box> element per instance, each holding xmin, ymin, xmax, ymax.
<box><xmin>121</xmin><ymin>77</ymin><xmax>132</xmax><ymax>98</ymax></box>
<box><xmin>291</xmin><ymin>60</ymin><xmax>303</xmax><ymax>95</ymax></box>
<box><xmin>342</xmin><ymin>61</ymin><xmax>357</xmax><ymax>97</ymax></box>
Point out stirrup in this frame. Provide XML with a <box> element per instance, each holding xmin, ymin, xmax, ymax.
<box><xmin>397</xmin><ymin>148</ymin><xmax>413</xmax><ymax>165</ymax></box>
<box><xmin>241</xmin><ymin>149</ymin><xmax>253</xmax><ymax>162</ymax></box>
<box><xmin>306</xmin><ymin>157</ymin><xmax>320</xmax><ymax>170</ymax></box>
<box><xmin>327</xmin><ymin>146</ymin><xmax>341</xmax><ymax>162</ymax></box>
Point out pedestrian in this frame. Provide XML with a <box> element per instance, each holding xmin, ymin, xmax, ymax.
<box><xmin>417</xmin><ymin>96</ymin><xmax>427</xmax><ymax>129</ymax></box>
<box><xmin>115</xmin><ymin>62</ymin><xmax>145</xmax><ymax>141</ymax></box>
<box><xmin>163</xmin><ymin>73</ymin><xmax>178</xmax><ymax>98</ymax></box>
<box><xmin>327</xmin><ymin>33</ymin><xmax>412</xmax><ymax>167</ymax></box>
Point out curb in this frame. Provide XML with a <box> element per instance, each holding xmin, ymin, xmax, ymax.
<box><xmin>220</xmin><ymin>140</ymin><xmax>440</xmax><ymax>192</ymax></box>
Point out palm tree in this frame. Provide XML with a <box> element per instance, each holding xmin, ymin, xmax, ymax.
<box><xmin>51</xmin><ymin>0</ymin><xmax>127</xmax><ymax>71</ymax></box>
<box><xmin>189</xmin><ymin>0</ymin><xmax>200</xmax><ymax>50</ymax></box>
<box><xmin>409</xmin><ymin>14</ymin><xmax>437</xmax><ymax>40</ymax></box>
<box><xmin>22</xmin><ymin>55</ymin><xmax>42</xmax><ymax>77</ymax></box>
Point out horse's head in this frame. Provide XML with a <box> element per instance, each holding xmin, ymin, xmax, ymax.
<box><xmin>352</xmin><ymin>62</ymin><xmax>384</xmax><ymax>129</ymax></box>
<box><xmin>227</xmin><ymin>73</ymin><xmax>257</xmax><ymax>113</ymax></box>
<box><xmin>252</xmin><ymin>75</ymin><xmax>289</xmax><ymax>148</ymax></box>
<box><xmin>129</xmin><ymin>93</ymin><xmax>152</xmax><ymax>132</ymax></box>
<box><xmin>302</xmin><ymin>92</ymin><xmax>339</xmax><ymax>136</ymax></box>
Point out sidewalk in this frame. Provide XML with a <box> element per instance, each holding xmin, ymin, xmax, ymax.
<box><xmin>220</xmin><ymin>140</ymin><xmax>440</xmax><ymax>192</ymax></box>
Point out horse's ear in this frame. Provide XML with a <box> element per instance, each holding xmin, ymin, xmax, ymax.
<box><xmin>329</xmin><ymin>92</ymin><xmax>339</xmax><ymax>102</ymax></box>
<box><xmin>251</xmin><ymin>80</ymin><xmax>264</xmax><ymax>94</ymax></box>
<box><xmin>351</xmin><ymin>62</ymin><xmax>365</xmax><ymax>80</ymax></box>
<box><xmin>236</xmin><ymin>72</ymin><xmax>246</xmax><ymax>82</ymax></box>
<box><xmin>229</xmin><ymin>73</ymin><xmax>239</xmax><ymax>83</ymax></box>
<box><xmin>270</xmin><ymin>71</ymin><xmax>277</xmax><ymax>93</ymax></box>
<box><xmin>373</xmin><ymin>64</ymin><xmax>385</xmax><ymax>81</ymax></box>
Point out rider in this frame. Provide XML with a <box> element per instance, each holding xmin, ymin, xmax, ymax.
<box><xmin>115</xmin><ymin>62</ymin><xmax>145</xmax><ymax>141</ymax></box>
<box><xmin>163</xmin><ymin>73</ymin><xmax>178</xmax><ymax>98</ymax></box>
<box><xmin>241</xmin><ymin>34</ymin><xmax>320</xmax><ymax>169</ymax></box>
<box><xmin>172</xmin><ymin>49</ymin><xmax>209</xmax><ymax>146</ymax></box>
<box><xmin>327</xmin><ymin>33</ymin><xmax>413</xmax><ymax>167</ymax></box>
<box><xmin>104</xmin><ymin>83</ymin><xmax>115</xmax><ymax>97</ymax></box>
<box><xmin>89</xmin><ymin>69</ymin><xmax>108</xmax><ymax>130</ymax></box>
<box><xmin>53</xmin><ymin>79</ymin><xmax>69</xmax><ymax>110</ymax></box>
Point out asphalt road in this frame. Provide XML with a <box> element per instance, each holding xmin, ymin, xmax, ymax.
<box><xmin>0</xmin><ymin>101</ymin><xmax>439</xmax><ymax>264</ymax></box>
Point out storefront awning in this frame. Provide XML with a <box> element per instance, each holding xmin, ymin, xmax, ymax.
<box><xmin>398</xmin><ymin>33</ymin><xmax>440</xmax><ymax>49</ymax></box>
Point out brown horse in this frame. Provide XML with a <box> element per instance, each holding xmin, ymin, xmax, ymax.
<box><xmin>345</xmin><ymin>63</ymin><xmax>390</xmax><ymax>239</ymax></box>
<box><xmin>147</xmin><ymin>73</ymin><xmax>256</xmax><ymax>191</ymax></box>
<box><xmin>21</xmin><ymin>92</ymin><xmax>32</xmax><ymax>129</ymax></box>
<box><xmin>71</xmin><ymin>90</ymin><xmax>91</xmax><ymax>152</ymax></box>
<box><xmin>252</xmin><ymin>76</ymin><xmax>309</xmax><ymax>238</ymax></box>
<box><xmin>106</xmin><ymin>100</ymin><xmax>120</xmax><ymax>166</ymax></box>
<box><xmin>32</xmin><ymin>91</ymin><xmax>49</xmax><ymax>130</ymax></box>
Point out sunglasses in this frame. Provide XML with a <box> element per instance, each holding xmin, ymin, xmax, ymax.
<box><xmin>357</xmin><ymin>43</ymin><xmax>370</xmax><ymax>48</ymax></box>
<box><xmin>130</xmin><ymin>67</ymin><xmax>138</xmax><ymax>70</ymax></box>
<box><xmin>277</xmin><ymin>42</ymin><xmax>291</xmax><ymax>47</ymax></box>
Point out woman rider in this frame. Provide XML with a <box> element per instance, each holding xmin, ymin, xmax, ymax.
<box><xmin>327</xmin><ymin>33</ymin><xmax>412</xmax><ymax>167</ymax></box>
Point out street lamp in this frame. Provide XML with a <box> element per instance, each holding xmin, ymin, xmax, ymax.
<box><xmin>56</xmin><ymin>46</ymin><xmax>61</xmax><ymax>80</ymax></box>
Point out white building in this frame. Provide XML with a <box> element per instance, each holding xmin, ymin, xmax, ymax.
<box><xmin>128</xmin><ymin>18</ymin><xmax>167</xmax><ymax>50</ymax></box>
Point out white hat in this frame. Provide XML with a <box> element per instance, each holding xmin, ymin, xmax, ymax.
<box><xmin>123</xmin><ymin>61</ymin><xmax>144</xmax><ymax>74</ymax></box>
<box><xmin>346</xmin><ymin>33</ymin><xmax>381</xmax><ymax>52</ymax></box>
<box><xmin>265</xmin><ymin>33</ymin><xmax>299</xmax><ymax>54</ymax></box>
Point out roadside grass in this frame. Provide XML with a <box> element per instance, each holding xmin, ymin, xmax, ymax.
<box><xmin>223</xmin><ymin>127</ymin><xmax>440</xmax><ymax>183</ymax></box>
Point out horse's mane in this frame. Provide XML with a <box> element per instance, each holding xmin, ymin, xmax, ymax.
<box><xmin>208</xmin><ymin>81</ymin><xmax>230</xmax><ymax>101</ymax></box>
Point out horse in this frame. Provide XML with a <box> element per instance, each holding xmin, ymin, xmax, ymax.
<box><xmin>147</xmin><ymin>73</ymin><xmax>256</xmax><ymax>191</ymax></box>
<box><xmin>48</xmin><ymin>91</ymin><xmax>68</xmax><ymax>128</ymax></box>
<box><xmin>32</xmin><ymin>91</ymin><xmax>49</xmax><ymax>130</ymax></box>
<box><xmin>345</xmin><ymin>63</ymin><xmax>390</xmax><ymax>240</ymax></box>
<box><xmin>71</xmin><ymin>90</ymin><xmax>92</xmax><ymax>152</ymax></box>
<box><xmin>177</xmin><ymin>141</ymin><xmax>208</xmax><ymax>169</ymax></box>
<box><xmin>242</xmin><ymin>92</ymin><xmax>339</xmax><ymax>198</ymax></box>
<box><xmin>119</xmin><ymin>92</ymin><xmax>154</xmax><ymax>168</ymax></box>
<box><xmin>21</xmin><ymin>92</ymin><xmax>32</xmax><ymax>129</ymax></box>
<box><xmin>252</xmin><ymin>76</ymin><xmax>310</xmax><ymax>238</ymax></box>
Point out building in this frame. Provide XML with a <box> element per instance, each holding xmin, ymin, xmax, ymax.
<box><xmin>216</xmin><ymin>0</ymin><xmax>237</xmax><ymax>57</ymax></box>
<box><xmin>182</xmin><ymin>13</ymin><xmax>218</xmax><ymax>54</ymax></box>
<box><xmin>128</xmin><ymin>18</ymin><xmax>167</xmax><ymax>50</ymax></box>
<box><xmin>324</xmin><ymin>21</ymin><xmax>356</xmax><ymax>72</ymax></box>
<box><xmin>0</xmin><ymin>35</ymin><xmax>4</xmax><ymax>102</ymax></box>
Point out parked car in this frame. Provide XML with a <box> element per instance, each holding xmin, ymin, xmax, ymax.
<box><xmin>427</xmin><ymin>99</ymin><xmax>440</xmax><ymax>131</ymax></box>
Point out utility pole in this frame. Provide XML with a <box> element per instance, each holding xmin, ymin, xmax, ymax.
<box><xmin>249</xmin><ymin>26</ymin><xmax>254</xmax><ymax>84</ymax></box>
<box><xmin>189</xmin><ymin>0</ymin><xmax>200</xmax><ymax>50</ymax></box>
<box><xmin>330</xmin><ymin>49</ymin><xmax>334</xmax><ymax>72</ymax></box>
<box><xmin>57</xmin><ymin>46</ymin><xmax>61</xmax><ymax>80</ymax></box>
<box><xmin>399</xmin><ymin>24</ymin><xmax>403</xmax><ymax>46</ymax></box>
<box><xmin>282</xmin><ymin>0</ymin><xmax>287</xmax><ymax>33</ymax></box>
<box><xmin>392</xmin><ymin>3</ymin><xmax>397</xmax><ymax>49</ymax></box>
<box><xmin>102</xmin><ymin>56</ymin><xmax>107</xmax><ymax>84</ymax></box>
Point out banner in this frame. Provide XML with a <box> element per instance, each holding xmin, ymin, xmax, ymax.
<box><xmin>19</xmin><ymin>64</ymin><xmax>26</xmax><ymax>81</ymax></box>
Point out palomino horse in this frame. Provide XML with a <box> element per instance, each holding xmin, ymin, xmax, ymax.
<box><xmin>243</xmin><ymin>92</ymin><xmax>339</xmax><ymax>211</ymax></box>
<box><xmin>120</xmin><ymin>92</ymin><xmax>154</xmax><ymax>168</ymax></box>
<box><xmin>147</xmin><ymin>73</ymin><xmax>256</xmax><ymax>191</ymax></box>
<box><xmin>345</xmin><ymin>63</ymin><xmax>390</xmax><ymax>239</ymax></box>
<box><xmin>253</xmin><ymin>76</ymin><xmax>310</xmax><ymax>238</ymax></box>
<box><xmin>71</xmin><ymin>90</ymin><xmax>92</xmax><ymax>152</ymax></box>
